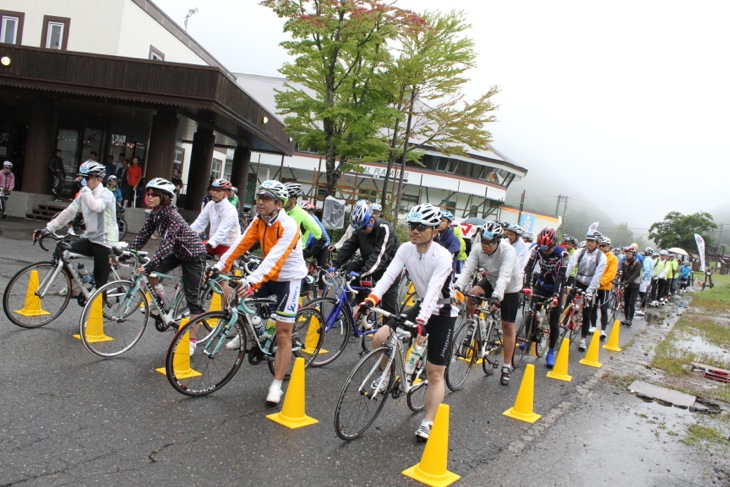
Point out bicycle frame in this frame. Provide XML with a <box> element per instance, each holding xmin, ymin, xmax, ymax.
<box><xmin>321</xmin><ymin>271</ymin><xmax>378</xmax><ymax>340</ymax></box>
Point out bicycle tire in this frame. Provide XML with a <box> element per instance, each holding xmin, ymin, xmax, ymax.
<box><xmin>406</xmin><ymin>379</ymin><xmax>428</xmax><ymax>413</ymax></box>
<box><xmin>267</xmin><ymin>306</ymin><xmax>323</xmax><ymax>378</ymax></box>
<box><xmin>117</xmin><ymin>216</ymin><xmax>128</xmax><ymax>240</ymax></box>
<box><xmin>79</xmin><ymin>280</ymin><xmax>148</xmax><ymax>358</ymax></box>
<box><xmin>305</xmin><ymin>296</ymin><xmax>352</xmax><ymax>367</ymax></box>
<box><xmin>445</xmin><ymin>318</ymin><xmax>477</xmax><ymax>391</ymax></box>
<box><xmin>3</xmin><ymin>262</ymin><xmax>72</xmax><ymax>328</ymax></box>
<box><xmin>334</xmin><ymin>346</ymin><xmax>393</xmax><ymax>440</ymax></box>
<box><xmin>514</xmin><ymin>310</ymin><xmax>534</xmax><ymax>365</ymax></box>
<box><xmin>481</xmin><ymin>319</ymin><xmax>503</xmax><ymax>375</ymax></box>
<box><xmin>534</xmin><ymin>315</ymin><xmax>550</xmax><ymax>358</ymax></box>
<box><xmin>166</xmin><ymin>311</ymin><xmax>245</xmax><ymax>396</ymax></box>
<box><xmin>359</xmin><ymin>311</ymin><xmax>384</xmax><ymax>353</ymax></box>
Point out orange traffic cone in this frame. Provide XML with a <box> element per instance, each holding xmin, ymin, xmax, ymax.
<box><xmin>267</xmin><ymin>357</ymin><xmax>319</xmax><ymax>429</ymax></box>
<box><xmin>302</xmin><ymin>311</ymin><xmax>326</xmax><ymax>356</ymax></box>
<box><xmin>579</xmin><ymin>329</ymin><xmax>603</xmax><ymax>368</ymax></box>
<box><xmin>503</xmin><ymin>363</ymin><xmax>542</xmax><ymax>423</ymax></box>
<box><xmin>602</xmin><ymin>319</ymin><xmax>622</xmax><ymax>352</ymax></box>
<box><xmin>546</xmin><ymin>337</ymin><xmax>572</xmax><ymax>382</ymax></box>
<box><xmin>73</xmin><ymin>293</ymin><xmax>113</xmax><ymax>342</ymax></box>
<box><xmin>208</xmin><ymin>292</ymin><xmax>222</xmax><ymax>312</ymax></box>
<box><xmin>13</xmin><ymin>269</ymin><xmax>50</xmax><ymax>317</ymax></box>
<box><xmin>402</xmin><ymin>404</ymin><xmax>460</xmax><ymax>487</ymax></box>
<box><xmin>156</xmin><ymin>318</ymin><xmax>202</xmax><ymax>378</ymax></box>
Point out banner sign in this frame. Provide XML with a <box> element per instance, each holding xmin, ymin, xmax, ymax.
<box><xmin>694</xmin><ymin>233</ymin><xmax>706</xmax><ymax>273</ymax></box>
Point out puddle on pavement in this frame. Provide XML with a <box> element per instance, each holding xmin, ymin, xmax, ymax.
<box><xmin>676</xmin><ymin>333</ymin><xmax>728</xmax><ymax>360</ymax></box>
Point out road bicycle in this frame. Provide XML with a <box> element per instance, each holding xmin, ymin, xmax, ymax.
<box><xmin>333</xmin><ymin>306</ymin><xmax>427</xmax><ymax>440</ymax></box>
<box><xmin>606</xmin><ymin>281</ymin><xmax>623</xmax><ymax>323</ymax></box>
<box><xmin>77</xmin><ymin>250</ymin><xmax>210</xmax><ymax>358</ymax></box>
<box><xmin>514</xmin><ymin>291</ymin><xmax>552</xmax><ymax>365</ymax></box>
<box><xmin>558</xmin><ymin>286</ymin><xmax>589</xmax><ymax>343</ymax></box>
<box><xmin>3</xmin><ymin>232</ymin><xmax>127</xmax><ymax>328</ymax></box>
<box><xmin>165</xmin><ymin>274</ymin><xmax>323</xmax><ymax>396</ymax></box>
<box><xmin>0</xmin><ymin>187</ymin><xmax>8</xmax><ymax>219</ymax></box>
<box><xmin>303</xmin><ymin>270</ymin><xmax>384</xmax><ymax>367</ymax></box>
<box><xmin>446</xmin><ymin>294</ymin><xmax>504</xmax><ymax>391</ymax></box>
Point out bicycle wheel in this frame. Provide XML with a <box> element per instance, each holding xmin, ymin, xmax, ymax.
<box><xmin>334</xmin><ymin>346</ymin><xmax>393</xmax><ymax>440</ymax></box>
<box><xmin>481</xmin><ymin>320</ymin><xmax>503</xmax><ymax>375</ymax></box>
<box><xmin>514</xmin><ymin>310</ymin><xmax>534</xmax><ymax>365</ymax></box>
<box><xmin>79</xmin><ymin>280</ymin><xmax>148</xmax><ymax>358</ymax></box>
<box><xmin>166</xmin><ymin>311</ymin><xmax>245</xmax><ymax>396</ymax></box>
<box><xmin>267</xmin><ymin>306</ymin><xmax>324</xmax><ymax>378</ymax></box>
<box><xmin>117</xmin><ymin>216</ymin><xmax>128</xmax><ymax>240</ymax></box>
<box><xmin>406</xmin><ymin>361</ymin><xmax>428</xmax><ymax>413</ymax></box>
<box><xmin>3</xmin><ymin>262</ymin><xmax>72</xmax><ymax>328</ymax></box>
<box><xmin>303</xmin><ymin>297</ymin><xmax>351</xmax><ymax>367</ymax></box>
<box><xmin>359</xmin><ymin>311</ymin><xmax>384</xmax><ymax>353</ymax></box>
<box><xmin>534</xmin><ymin>316</ymin><xmax>550</xmax><ymax>358</ymax></box>
<box><xmin>445</xmin><ymin>318</ymin><xmax>477</xmax><ymax>391</ymax></box>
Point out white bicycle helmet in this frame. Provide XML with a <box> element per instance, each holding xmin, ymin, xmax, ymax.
<box><xmin>106</xmin><ymin>175</ymin><xmax>118</xmax><ymax>182</ymax></box>
<box><xmin>285</xmin><ymin>182</ymin><xmax>303</xmax><ymax>198</ymax></box>
<box><xmin>659</xmin><ymin>249</ymin><xmax>669</xmax><ymax>256</ymax></box>
<box><xmin>257</xmin><ymin>180</ymin><xmax>289</xmax><ymax>203</ymax></box>
<box><xmin>3</xmin><ymin>161</ymin><xmax>12</xmax><ymax>169</ymax></box>
<box><xmin>506</xmin><ymin>223</ymin><xmax>523</xmax><ymax>236</ymax></box>
<box><xmin>351</xmin><ymin>200</ymin><xmax>373</xmax><ymax>230</ymax></box>
<box><xmin>481</xmin><ymin>221</ymin><xmax>504</xmax><ymax>242</ymax></box>
<box><xmin>78</xmin><ymin>160</ymin><xmax>106</xmax><ymax>177</ymax></box>
<box><xmin>600</xmin><ymin>235</ymin><xmax>611</xmax><ymax>246</ymax></box>
<box><xmin>441</xmin><ymin>209</ymin><xmax>454</xmax><ymax>222</ymax></box>
<box><xmin>210</xmin><ymin>178</ymin><xmax>232</xmax><ymax>190</ymax></box>
<box><xmin>407</xmin><ymin>203</ymin><xmax>442</xmax><ymax>227</ymax></box>
<box><xmin>370</xmin><ymin>202</ymin><xmax>383</xmax><ymax>213</ymax></box>
<box><xmin>146</xmin><ymin>177</ymin><xmax>176</xmax><ymax>197</ymax></box>
<box><xmin>585</xmin><ymin>230</ymin><xmax>603</xmax><ymax>241</ymax></box>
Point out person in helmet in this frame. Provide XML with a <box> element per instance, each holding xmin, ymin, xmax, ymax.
<box><xmin>636</xmin><ymin>246</ymin><xmax>656</xmax><ymax>316</ymax></box>
<box><xmin>213</xmin><ymin>179</ymin><xmax>308</xmax><ymax>406</ymax></box>
<box><xmin>105</xmin><ymin>175</ymin><xmax>123</xmax><ymax>206</ymax></box>
<box><xmin>0</xmin><ymin>161</ymin><xmax>15</xmax><ymax>218</ymax></box>
<box><xmin>455</xmin><ymin>221</ymin><xmax>523</xmax><ymax>386</ymax></box>
<box><xmin>356</xmin><ymin>203</ymin><xmax>457</xmax><ymax>442</ymax></box>
<box><xmin>227</xmin><ymin>185</ymin><xmax>239</xmax><ymax>210</ymax></box>
<box><xmin>450</xmin><ymin>219</ymin><xmax>468</xmax><ymax>275</ymax></box>
<box><xmin>283</xmin><ymin>182</ymin><xmax>325</xmax><ymax>252</ymax></box>
<box><xmin>593</xmin><ymin>235</ymin><xmax>618</xmax><ymax>339</ymax></box>
<box><xmin>619</xmin><ymin>246</ymin><xmax>642</xmax><ymax>327</ymax></box>
<box><xmin>300</xmin><ymin>201</ymin><xmax>331</xmax><ymax>280</ymax></box>
<box><xmin>505</xmin><ymin>223</ymin><xmax>530</xmax><ymax>269</ymax></box>
<box><xmin>523</xmin><ymin>227</ymin><xmax>569</xmax><ymax>369</ymax></box>
<box><xmin>434</xmin><ymin>209</ymin><xmax>461</xmax><ymax>274</ymax></box>
<box><xmin>190</xmin><ymin>178</ymin><xmax>242</xmax><ymax>258</ymax></box>
<box><xmin>650</xmin><ymin>250</ymin><xmax>672</xmax><ymax>306</ymax></box>
<box><xmin>370</xmin><ymin>202</ymin><xmax>383</xmax><ymax>218</ymax></box>
<box><xmin>564</xmin><ymin>230</ymin><xmax>607</xmax><ymax>352</ymax></box>
<box><xmin>130</xmin><ymin>177</ymin><xmax>207</xmax><ymax>319</ymax></box>
<box><xmin>33</xmin><ymin>161</ymin><xmax>119</xmax><ymax>288</ymax></box>
<box><xmin>331</xmin><ymin>200</ymin><xmax>400</xmax><ymax>314</ymax></box>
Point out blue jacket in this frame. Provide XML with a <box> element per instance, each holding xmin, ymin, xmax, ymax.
<box><xmin>434</xmin><ymin>226</ymin><xmax>461</xmax><ymax>257</ymax></box>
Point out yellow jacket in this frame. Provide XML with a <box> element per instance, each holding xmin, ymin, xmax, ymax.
<box><xmin>599</xmin><ymin>251</ymin><xmax>618</xmax><ymax>290</ymax></box>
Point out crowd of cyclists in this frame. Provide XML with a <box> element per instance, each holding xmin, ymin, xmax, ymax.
<box><xmin>17</xmin><ymin>165</ymin><xmax>696</xmax><ymax>444</ymax></box>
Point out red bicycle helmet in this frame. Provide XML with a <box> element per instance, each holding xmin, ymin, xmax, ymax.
<box><xmin>537</xmin><ymin>227</ymin><xmax>557</xmax><ymax>247</ymax></box>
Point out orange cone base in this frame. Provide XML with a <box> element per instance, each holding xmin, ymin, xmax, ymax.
<box><xmin>72</xmin><ymin>333</ymin><xmax>114</xmax><ymax>342</ymax></box>
<box><xmin>155</xmin><ymin>365</ymin><xmax>202</xmax><ymax>378</ymax></box>
<box><xmin>503</xmin><ymin>407</ymin><xmax>542</xmax><ymax>424</ymax></box>
<box><xmin>402</xmin><ymin>465</ymin><xmax>460</xmax><ymax>487</ymax></box>
<box><xmin>13</xmin><ymin>308</ymin><xmax>51</xmax><ymax>317</ymax></box>
<box><xmin>546</xmin><ymin>370</ymin><xmax>572</xmax><ymax>382</ymax></box>
<box><xmin>267</xmin><ymin>411</ymin><xmax>319</xmax><ymax>429</ymax></box>
<box><xmin>267</xmin><ymin>357</ymin><xmax>319</xmax><ymax>429</ymax></box>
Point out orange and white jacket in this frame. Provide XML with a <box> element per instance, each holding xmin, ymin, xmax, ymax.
<box><xmin>216</xmin><ymin>211</ymin><xmax>307</xmax><ymax>288</ymax></box>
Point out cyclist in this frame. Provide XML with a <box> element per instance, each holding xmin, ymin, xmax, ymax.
<box><xmin>523</xmin><ymin>228</ymin><xmax>569</xmax><ymax>369</ymax></box>
<box><xmin>227</xmin><ymin>186</ymin><xmax>240</xmax><ymax>210</ymax></box>
<box><xmin>130</xmin><ymin>178</ymin><xmax>207</xmax><ymax>318</ymax></box>
<box><xmin>283</xmin><ymin>182</ymin><xmax>325</xmax><ymax>250</ymax></box>
<box><xmin>592</xmin><ymin>235</ymin><xmax>618</xmax><ymax>340</ymax></box>
<box><xmin>106</xmin><ymin>175</ymin><xmax>123</xmax><ymax>206</ymax></box>
<box><xmin>300</xmin><ymin>200</ymin><xmax>331</xmax><ymax>269</ymax></box>
<box><xmin>331</xmin><ymin>200</ymin><xmax>400</xmax><ymax>314</ymax></box>
<box><xmin>564</xmin><ymin>230</ymin><xmax>607</xmax><ymax>352</ymax></box>
<box><xmin>652</xmin><ymin>250</ymin><xmax>671</xmax><ymax>305</ymax></box>
<box><xmin>636</xmin><ymin>247</ymin><xmax>655</xmax><ymax>316</ymax></box>
<box><xmin>679</xmin><ymin>260</ymin><xmax>692</xmax><ymax>291</ymax></box>
<box><xmin>434</xmin><ymin>209</ymin><xmax>461</xmax><ymax>274</ymax></box>
<box><xmin>33</xmin><ymin>161</ymin><xmax>119</xmax><ymax>288</ymax></box>
<box><xmin>505</xmin><ymin>223</ymin><xmax>530</xmax><ymax>269</ymax></box>
<box><xmin>213</xmin><ymin>180</ymin><xmax>308</xmax><ymax>406</ymax></box>
<box><xmin>357</xmin><ymin>203</ymin><xmax>457</xmax><ymax>441</ymax></box>
<box><xmin>619</xmin><ymin>246</ymin><xmax>642</xmax><ymax>326</ymax></box>
<box><xmin>0</xmin><ymin>161</ymin><xmax>15</xmax><ymax>218</ymax></box>
<box><xmin>668</xmin><ymin>254</ymin><xmax>679</xmax><ymax>296</ymax></box>
<box><xmin>190</xmin><ymin>178</ymin><xmax>242</xmax><ymax>258</ymax></box>
<box><xmin>455</xmin><ymin>221</ymin><xmax>522</xmax><ymax>386</ymax></box>
<box><xmin>370</xmin><ymin>202</ymin><xmax>383</xmax><ymax>218</ymax></box>
<box><xmin>452</xmin><ymin>220</ymin><xmax>467</xmax><ymax>275</ymax></box>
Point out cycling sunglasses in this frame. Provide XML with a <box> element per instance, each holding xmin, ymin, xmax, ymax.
<box><xmin>408</xmin><ymin>222</ymin><xmax>431</xmax><ymax>232</ymax></box>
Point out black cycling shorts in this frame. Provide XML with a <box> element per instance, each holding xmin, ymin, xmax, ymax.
<box><xmin>387</xmin><ymin>304</ymin><xmax>455</xmax><ymax>367</ymax></box>
<box><xmin>475</xmin><ymin>277</ymin><xmax>520</xmax><ymax>323</ymax></box>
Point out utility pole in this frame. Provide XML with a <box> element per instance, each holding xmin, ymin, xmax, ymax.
<box><xmin>561</xmin><ymin>196</ymin><xmax>568</xmax><ymax>222</ymax></box>
<box><xmin>517</xmin><ymin>190</ymin><xmax>526</xmax><ymax>225</ymax></box>
<box><xmin>555</xmin><ymin>194</ymin><xmax>562</xmax><ymax>216</ymax></box>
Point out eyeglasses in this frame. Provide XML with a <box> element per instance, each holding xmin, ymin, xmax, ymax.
<box><xmin>146</xmin><ymin>191</ymin><xmax>160</xmax><ymax>198</ymax></box>
<box><xmin>539</xmin><ymin>245</ymin><xmax>552</xmax><ymax>252</ymax></box>
<box><xmin>408</xmin><ymin>222</ymin><xmax>431</xmax><ymax>232</ymax></box>
<box><xmin>599</xmin><ymin>244</ymin><xmax>608</xmax><ymax>248</ymax></box>
<box><xmin>481</xmin><ymin>240</ymin><xmax>499</xmax><ymax>248</ymax></box>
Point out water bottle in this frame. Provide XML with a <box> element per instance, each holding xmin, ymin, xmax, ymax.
<box><xmin>251</xmin><ymin>315</ymin><xmax>265</xmax><ymax>337</ymax></box>
<box><xmin>262</xmin><ymin>317</ymin><xmax>277</xmax><ymax>347</ymax></box>
<box><xmin>462</xmin><ymin>323</ymin><xmax>475</xmax><ymax>348</ymax></box>
<box><xmin>478</xmin><ymin>317</ymin><xmax>487</xmax><ymax>340</ymax></box>
<box><xmin>153</xmin><ymin>283</ymin><xmax>168</xmax><ymax>308</ymax></box>
<box><xmin>405</xmin><ymin>343</ymin><xmax>425</xmax><ymax>378</ymax></box>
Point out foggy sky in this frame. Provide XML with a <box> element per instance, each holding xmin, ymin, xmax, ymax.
<box><xmin>152</xmin><ymin>0</ymin><xmax>730</xmax><ymax>239</ymax></box>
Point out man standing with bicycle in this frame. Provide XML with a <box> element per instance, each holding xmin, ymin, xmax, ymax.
<box><xmin>522</xmin><ymin>228</ymin><xmax>569</xmax><ymax>369</ymax></box>
<box><xmin>592</xmin><ymin>236</ymin><xmax>618</xmax><ymax>340</ymax></box>
<box><xmin>357</xmin><ymin>203</ymin><xmax>457</xmax><ymax>442</ymax></box>
<box><xmin>619</xmin><ymin>246</ymin><xmax>642</xmax><ymax>327</ymax></box>
<box><xmin>455</xmin><ymin>221</ymin><xmax>522</xmax><ymax>386</ymax></box>
<box><xmin>33</xmin><ymin>161</ymin><xmax>118</xmax><ymax>289</ymax></box>
<box><xmin>213</xmin><ymin>180</ymin><xmax>308</xmax><ymax>407</ymax></box>
<box><xmin>565</xmin><ymin>230</ymin><xmax>607</xmax><ymax>352</ymax></box>
<box><xmin>190</xmin><ymin>178</ymin><xmax>241</xmax><ymax>258</ymax></box>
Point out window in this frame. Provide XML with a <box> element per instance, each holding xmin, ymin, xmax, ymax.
<box><xmin>436</xmin><ymin>156</ymin><xmax>458</xmax><ymax>174</ymax></box>
<box><xmin>0</xmin><ymin>10</ymin><xmax>24</xmax><ymax>44</ymax></box>
<box><xmin>149</xmin><ymin>45</ymin><xmax>165</xmax><ymax>61</ymax></box>
<box><xmin>41</xmin><ymin>16</ymin><xmax>70</xmax><ymax>50</ymax></box>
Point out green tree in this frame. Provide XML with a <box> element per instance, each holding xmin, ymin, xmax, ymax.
<box><xmin>261</xmin><ymin>0</ymin><xmax>423</xmax><ymax>195</ymax></box>
<box><xmin>379</xmin><ymin>10</ymin><xmax>499</xmax><ymax>209</ymax></box>
<box><xmin>648</xmin><ymin>211</ymin><xmax>717</xmax><ymax>250</ymax></box>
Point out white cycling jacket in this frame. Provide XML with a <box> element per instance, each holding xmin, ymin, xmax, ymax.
<box><xmin>190</xmin><ymin>198</ymin><xmax>241</xmax><ymax>248</ymax></box>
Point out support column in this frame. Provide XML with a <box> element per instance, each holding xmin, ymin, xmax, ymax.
<box><xmin>23</xmin><ymin>98</ymin><xmax>58</xmax><ymax>194</ymax></box>
<box><xmin>145</xmin><ymin>111</ymin><xmax>178</xmax><ymax>181</ymax></box>
<box><xmin>183</xmin><ymin>128</ymin><xmax>215</xmax><ymax>212</ymax></box>
<box><xmin>230</xmin><ymin>145</ymin><xmax>251</xmax><ymax>206</ymax></box>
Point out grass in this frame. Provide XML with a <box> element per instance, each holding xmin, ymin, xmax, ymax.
<box><xmin>683</xmin><ymin>424</ymin><xmax>728</xmax><ymax>447</ymax></box>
